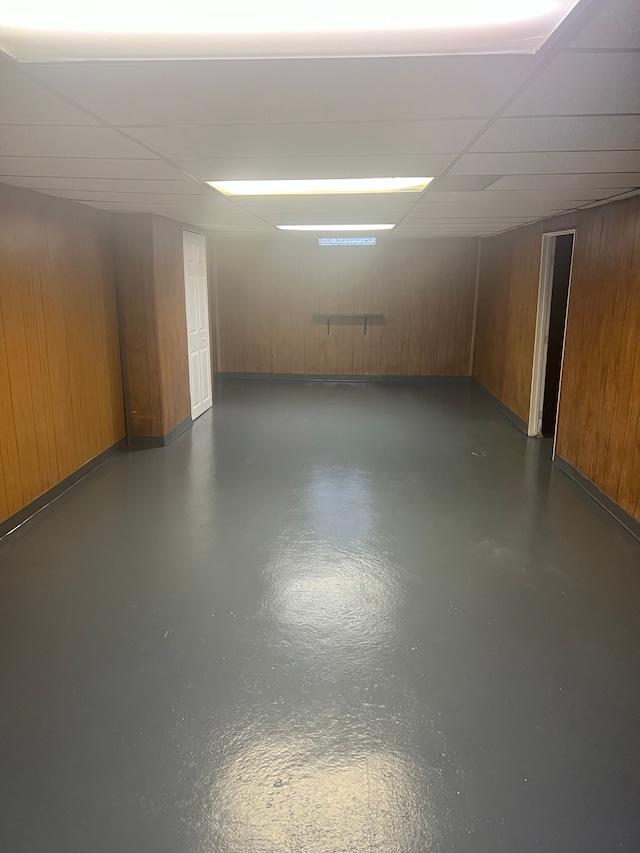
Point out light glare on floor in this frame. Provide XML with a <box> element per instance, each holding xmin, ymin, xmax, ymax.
<box><xmin>208</xmin><ymin>178</ymin><xmax>433</xmax><ymax>196</ymax></box>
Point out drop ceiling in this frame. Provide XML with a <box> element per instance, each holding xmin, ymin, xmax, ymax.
<box><xmin>0</xmin><ymin>0</ymin><xmax>639</xmax><ymax>239</ymax></box>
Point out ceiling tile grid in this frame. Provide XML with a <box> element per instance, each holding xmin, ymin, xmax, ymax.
<box><xmin>0</xmin><ymin>0</ymin><xmax>638</xmax><ymax>238</ymax></box>
<box><xmin>122</xmin><ymin>119</ymin><xmax>485</xmax><ymax>159</ymax></box>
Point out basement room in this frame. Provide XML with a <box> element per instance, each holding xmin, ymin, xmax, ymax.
<box><xmin>1</xmin><ymin>1</ymin><xmax>639</xmax><ymax>851</ymax></box>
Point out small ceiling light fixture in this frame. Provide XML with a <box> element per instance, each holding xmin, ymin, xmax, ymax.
<box><xmin>277</xmin><ymin>224</ymin><xmax>395</xmax><ymax>231</ymax></box>
<box><xmin>208</xmin><ymin>177</ymin><xmax>433</xmax><ymax>196</ymax></box>
<box><xmin>0</xmin><ymin>1</ymin><xmax>586</xmax><ymax>62</ymax></box>
<box><xmin>319</xmin><ymin>237</ymin><xmax>377</xmax><ymax>245</ymax></box>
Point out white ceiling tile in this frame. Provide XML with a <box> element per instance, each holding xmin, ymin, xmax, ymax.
<box><xmin>405</xmin><ymin>212</ymin><xmax>540</xmax><ymax>222</ymax></box>
<box><xmin>406</xmin><ymin>214</ymin><xmax>533</xmax><ymax>220</ymax></box>
<box><xmin>417</xmin><ymin>191</ymin><xmax>500</xmax><ymax>206</ymax></box>
<box><xmin>405</xmin><ymin>213</ymin><xmax>534</xmax><ymax>222</ymax></box>
<box><xmin>429</xmin><ymin>174</ymin><xmax>502</xmax><ymax>191</ymax></box>
<box><xmin>80</xmin><ymin>198</ymin><xmax>270</xmax><ymax>223</ymax></box>
<box><xmin>490</xmin><ymin>187</ymin><xmax>631</xmax><ymax>202</ymax></box>
<box><xmin>398</xmin><ymin>232</ymin><xmax>490</xmax><ymax>237</ymax></box>
<box><xmin>568</xmin><ymin>0</ymin><xmax>640</xmax><ymax>49</ymax></box>
<box><xmin>506</xmin><ymin>53</ymin><xmax>640</xmax><ymax>116</ymax></box>
<box><xmin>123</xmin><ymin>120</ymin><xmax>484</xmax><ymax>159</ymax></box>
<box><xmin>0</xmin><ymin>63</ymin><xmax>99</xmax><ymax>125</ymax></box>
<box><xmin>0</xmin><ymin>157</ymin><xmax>186</xmax><ymax>179</ymax></box>
<box><xmin>490</xmin><ymin>173</ymin><xmax>640</xmax><ymax>190</ymax></box>
<box><xmin>206</xmin><ymin>234</ymin><xmax>277</xmax><ymax>240</ymax></box>
<box><xmin>391</xmin><ymin>231</ymin><xmax>491</xmax><ymax>238</ymax></box>
<box><xmin>177</xmin><ymin>154</ymin><xmax>455</xmax><ymax>182</ymax></box>
<box><xmin>471</xmin><ymin>116</ymin><xmax>640</xmax><ymax>153</ymax></box>
<box><xmin>235</xmin><ymin>197</ymin><xmax>417</xmax><ymax>216</ymax></box>
<box><xmin>265</xmin><ymin>216</ymin><xmax>406</xmax><ymax>227</ymax></box>
<box><xmin>254</xmin><ymin>212</ymin><xmax>416</xmax><ymax>223</ymax></box>
<box><xmin>34</xmin><ymin>189</ymin><xmax>231</xmax><ymax>206</ymax></box>
<box><xmin>72</xmin><ymin>201</ymin><xmax>253</xmax><ymax>216</ymax></box>
<box><xmin>0</xmin><ymin>175</ymin><xmax>211</xmax><ymax>194</ymax></box>
<box><xmin>74</xmin><ymin>200</ymin><xmax>153</xmax><ymax>210</ymax></box>
<box><xmin>450</xmin><ymin>151</ymin><xmax>640</xmax><ymax>175</ymax></box>
<box><xmin>415</xmin><ymin>189</ymin><xmax>617</xmax><ymax>210</ymax></box>
<box><xmin>411</xmin><ymin>202</ymin><xmax>569</xmax><ymax>218</ymax></box>
<box><xmin>30</xmin><ymin>55</ymin><xmax>538</xmax><ymax>125</ymax></box>
<box><xmin>3</xmin><ymin>42</ymin><xmax>637</xmax><ymax>240</ymax></box>
<box><xmin>0</xmin><ymin>126</ymin><xmax>156</xmax><ymax>159</ymax></box>
<box><xmin>579</xmin><ymin>187</ymin><xmax>640</xmax><ymax>207</ymax></box>
<box><xmin>203</xmin><ymin>224</ymin><xmax>275</xmax><ymax>230</ymax></box>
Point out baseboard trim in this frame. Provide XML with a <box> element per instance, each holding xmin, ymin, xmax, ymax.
<box><xmin>132</xmin><ymin>415</ymin><xmax>192</xmax><ymax>448</ymax></box>
<box><xmin>165</xmin><ymin>415</ymin><xmax>193</xmax><ymax>444</ymax></box>
<box><xmin>554</xmin><ymin>455</ymin><xmax>640</xmax><ymax>542</ymax></box>
<box><xmin>472</xmin><ymin>380</ymin><xmax>528</xmax><ymax>435</ymax></box>
<box><xmin>132</xmin><ymin>434</ymin><xmax>165</xmax><ymax>447</ymax></box>
<box><xmin>0</xmin><ymin>438</ymin><xmax>126</xmax><ymax>542</ymax></box>
<box><xmin>217</xmin><ymin>372</ymin><xmax>472</xmax><ymax>384</ymax></box>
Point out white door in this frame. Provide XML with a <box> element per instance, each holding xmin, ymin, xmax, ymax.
<box><xmin>183</xmin><ymin>231</ymin><xmax>212</xmax><ymax>420</ymax></box>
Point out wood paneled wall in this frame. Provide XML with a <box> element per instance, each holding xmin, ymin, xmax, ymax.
<box><xmin>114</xmin><ymin>214</ymin><xmax>161</xmax><ymax>436</ymax></box>
<box><xmin>114</xmin><ymin>214</ymin><xmax>191</xmax><ymax>438</ymax></box>
<box><xmin>0</xmin><ymin>182</ymin><xmax>125</xmax><ymax>524</ymax></box>
<box><xmin>473</xmin><ymin>201</ymin><xmax>639</xmax><ymax>524</ymax></box>
<box><xmin>556</xmin><ymin>197</ymin><xmax>640</xmax><ymax>523</ymax></box>
<box><xmin>153</xmin><ymin>217</ymin><xmax>192</xmax><ymax>434</ymax></box>
<box><xmin>215</xmin><ymin>238</ymin><xmax>479</xmax><ymax>376</ymax></box>
<box><xmin>473</xmin><ymin>213</ymin><xmax>576</xmax><ymax>422</ymax></box>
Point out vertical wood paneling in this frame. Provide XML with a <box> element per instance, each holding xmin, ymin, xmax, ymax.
<box><xmin>153</xmin><ymin>216</ymin><xmax>191</xmax><ymax>434</ymax></box>
<box><xmin>41</xmin><ymin>219</ymin><xmax>75</xmax><ymax>479</ymax></box>
<box><xmin>473</xmin><ymin>200</ymin><xmax>638</xmax><ymax>524</ymax></box>
<box><xmin>114</xmin><ymin>213</ymin><xmax>193</xmax><ymax>438</ymax></box>
<box><xmin>1</xmin><ymin>227</ymin><xmax>43</xmax><ymax>505</ymax></box>
<box><xmin>556</xmin><ymin>197</ymin><xmax>640</xmax><ymax>523</ymax></box>
<box><xmin>0</xmin><ymin>181</ymin><xmax>125</xmax><ymax>524</ymax></box>
<box><xmin>215</xmin><ymin>239</ymin><xmax>478</xmax><ymax>376</ymax></box>
<box><xmin>114</xmin><ymin>213</ymin><xmax>162</xmax><ymax>437</ymax></box>
<box><xmin>473</xmin><ymin>213</ymin><xmax>577</xmax><ymax>422</ymax></box>
<box><xmin>0</xmin><ymin>295</ymin><xmax>23</xmax><ymax>518</ymax></box>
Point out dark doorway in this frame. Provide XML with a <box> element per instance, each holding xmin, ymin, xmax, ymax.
<box><xmin>541</xmin><ymin>233</ymin><xmax>574</xmax><ymax>438</ymax></box>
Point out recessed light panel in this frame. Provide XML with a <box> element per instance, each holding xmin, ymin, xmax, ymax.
<box><xmin>0</xmin><ymin>1</ymin><xmax>585</xmax><ymax>61</ymax></box>
<box><xmin>319</xmin><ymin>237</ymin><xmax>377</xmax><ymax>245</ymax></box>
<box><xmin>278</xmin><ymin>224</ymin><xmax>395</xmax><ymax>231</ymax></box>
<box><xmin>208</xmin><ymin>178</ymin><xmax>433</xmax><ymax>196</ymax></box>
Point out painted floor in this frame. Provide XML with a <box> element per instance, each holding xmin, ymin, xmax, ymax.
<box><xmin>1</xmin><ymin>379</ymin><xmax>639</xmax><ymax>853</ymax></box>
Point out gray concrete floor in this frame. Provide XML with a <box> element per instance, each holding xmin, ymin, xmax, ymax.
<box><xmin>1</xmin><ymin>379</ymin><xmax>639</xmax><ymax>853</ymax></box>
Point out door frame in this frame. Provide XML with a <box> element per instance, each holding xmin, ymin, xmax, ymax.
<box><xmin>528</xmin><ymin>229</ymin><xmax>576</xmax><ymax>442</ymax></box>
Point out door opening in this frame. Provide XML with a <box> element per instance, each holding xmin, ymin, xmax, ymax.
<box><xmin>528</xmin><ymin>230</ymin><xmax>575</xmax><ymax>441</ymax></box>
<box><xmin>541</xmin><ymin>234</ymin><xmax>573</xmax><ymax>438</ymax></box>
<box><xmin>183</xmin><ymin>230</ymin><xmax>213</xmax><ymax>420</ymax></box>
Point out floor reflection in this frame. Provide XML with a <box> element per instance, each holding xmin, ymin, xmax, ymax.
<box><xmin>205</xmin><ymin>711</ymin><xmax>442</xmax><ymax>853</ymax></box>
<box><xmin>259</xmin><ymin>464</ymin><xmax>404</xmax><ymax>666</ymax></box>
<box><xmin>307</xmin><ymin>467</ymin><xmax>374</xmax><ymax>542</ymax></box>
<box><xmin>201</xmin><ymin>463</ymin><xmax>442</xmax><ymax>851</ymax></box>
<box><xmin>175</xmin><ymin>428</ymin><xmax>452</xmax><ymax>850</ymax></box>
<box><xmin>260</xmin><ymin>547</ymin><xmax>404</xmax><ymax>669</ymax></box>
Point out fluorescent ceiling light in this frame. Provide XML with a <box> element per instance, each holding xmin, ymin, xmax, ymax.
<box><xmin>278</xmin><ymin>224</ymin><xmax>394</xmax><ymax>231</ymax></box>
<box><xmin>0</xmin><ymin>1</ymin><xmax>585</xmax><ymax>61</ymax></box>
<box><xmin>0</xmin><ymin>1</ymin><xmax>574</xmax><ymax>33</ymax></box>
<box><xmin>319</xmin><ymin>237</ymin><xmax>377</xmax><ymax>245</ymax></box>
<box><xmin>208</xmin><ymin>177</ymin><xmax>432</xmax><ymax>196</ymax></box>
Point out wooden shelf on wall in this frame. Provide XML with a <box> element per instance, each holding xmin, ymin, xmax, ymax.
<box><xmin>312</xmin><ymin>313</ymin><xmax>385</xmax><ymax>334</ymax></box>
